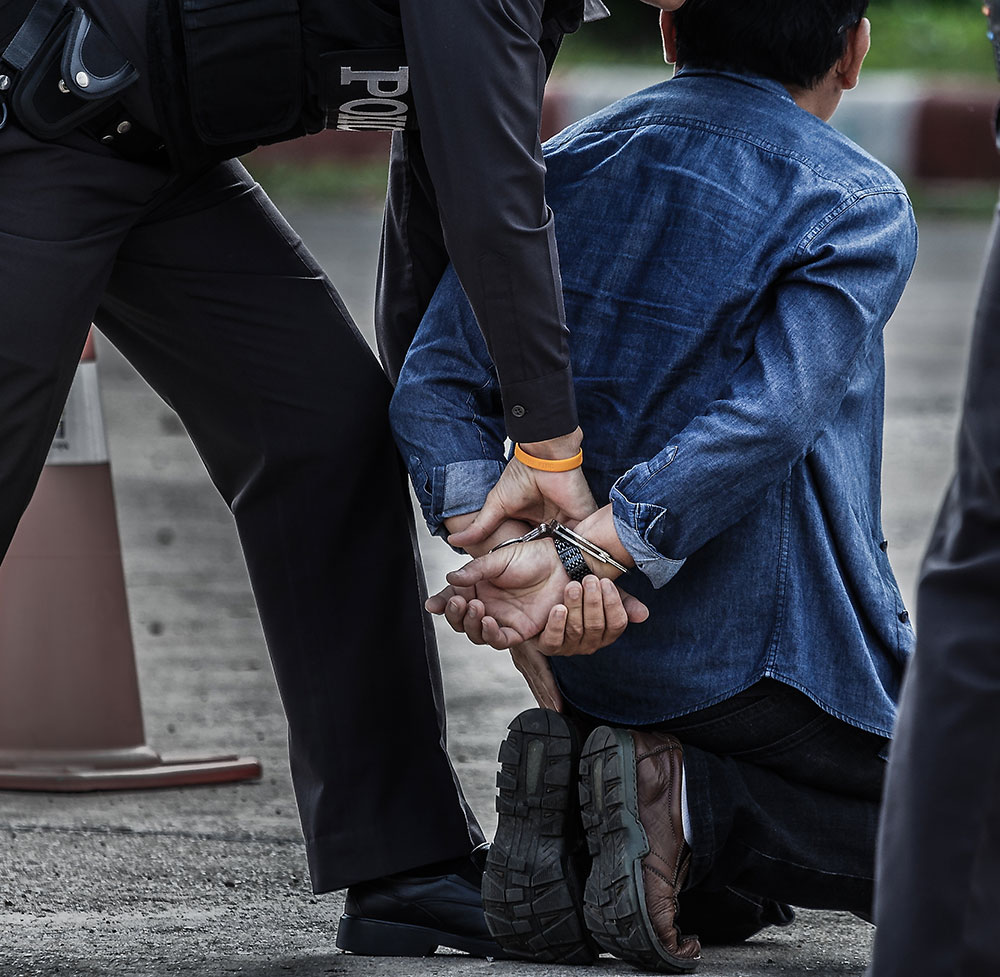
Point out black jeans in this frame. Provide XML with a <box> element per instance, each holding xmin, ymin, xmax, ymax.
<box><xmin>571</xmin><ymin>678</ymin><xmax>887</xmax><ymax>920</ymax></box>
<box><xmin>0</xmin><ymin>120</ymin><xmax>482</xmax><ymax>890</ymax></box>
<box><xmin>870</xmin><ymin>206</ymin><xmax>1000</xmax><ymax>977</ymax></box>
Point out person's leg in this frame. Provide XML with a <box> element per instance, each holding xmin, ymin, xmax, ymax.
<box><xmin>94</xmin><ymin>160</ymin><xmax>484</xmax><ymax>890</ymax></box>
<box><xmin>870</xmin><ymin>208</ymin><xmax>1000</xmax><ymax>977</ymax></box>
<box><xmin>576</xmin><ymin>682</ymin><xmax>884</xmax><ymax>970</ymax></box>
<box><xmin>657</xmin><ymin>680</ymin><xmax>885</xmax><ymax>914</ymax></box>
<box><xmin>0</xmin><ymin>125</ymin><xmax>170</xmax><ymax>557</ymax></box>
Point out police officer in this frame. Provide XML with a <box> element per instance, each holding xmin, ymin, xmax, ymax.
<box><xmin>0</xmin><ymin>0</ymin><xmax>683</xmax><ymax>958</ymax></box>
<box><xmin>869</xmin><ymin>7</ymin><xmax>1000</xmax><ymax>972</ymax></box>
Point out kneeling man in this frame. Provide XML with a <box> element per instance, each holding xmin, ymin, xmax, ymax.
<box><xmin>391</xmin><ymin>0</ymin><xmax>915</xmax><ymax>971</ymax></box>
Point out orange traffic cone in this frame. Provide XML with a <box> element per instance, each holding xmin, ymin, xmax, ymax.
<box><xmin>0</xmin><ymin>334</ymin><xmax>261</xmax><ymax>790</ymax></box>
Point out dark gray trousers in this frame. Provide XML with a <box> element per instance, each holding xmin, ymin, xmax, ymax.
<box><xmin>870</xmin><ymin>206</ymin><xmax>1000</xmax><ymax>976</ymax></box>
<box><xmin>0</xmin><ymin>120</ymin><xmax>483</xmax><ymax>891</ymax></box>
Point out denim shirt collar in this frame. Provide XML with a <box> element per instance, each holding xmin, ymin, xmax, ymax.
<box><xmin>672</xmin><ymin>66</ymin><xmax>798</xmax><ymax>106</ymax></box>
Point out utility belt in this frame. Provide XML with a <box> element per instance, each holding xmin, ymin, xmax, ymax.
<box><xmin>0</xmin><ymin>0</ymin><xmax>163</xmax><ymax>159</ymax></box>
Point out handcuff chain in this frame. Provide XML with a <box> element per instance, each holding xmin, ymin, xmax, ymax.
<box><xmin>488</xmin><ymin>520</ymin><xmax>629</xmax><ymax>574</ymax></box>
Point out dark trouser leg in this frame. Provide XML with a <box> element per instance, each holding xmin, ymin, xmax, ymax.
<box><xmin>0</xmin><ymin>125</ymin><xmax>169</xmax><ymax>555</ymax></box>
<box><xmin>95</xmin><ymin>160</ymin><xmax>484</xmax><ymax>889</ymax></box>
<box><xmin>870</xmin><ymin>209</ymin><xmax>1000</xmax><ymax>977</ymax></box>
<box><xmin>568</xmin><ymin>681</ymin><xmax>885</xmax><ymax>919</ymax></box>
<box><xmin>650</xmin><ymin>681</ymin><xmax>884</xmax><ymax>916</ymax></box>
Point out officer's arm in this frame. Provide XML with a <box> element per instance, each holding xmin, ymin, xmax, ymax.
<box><xmin>399</xmin><ymin>0</ymin><xmax>575</xmax><ymax>447</ymax></box>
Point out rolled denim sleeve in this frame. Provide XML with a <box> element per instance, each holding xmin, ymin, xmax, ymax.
<box><xmin>389</xmin><ymin>267</ymin><xmax>508</xmax><ymax>539</ymax></box>
<box><xmin>610</xmin><ymin>450</ymin><xmax>687</xmax><ymax>587</ymax></box>
<box><xmin>611</xmin><ymin>189</ymin><xmax>918</xmax><ymax>570</ymax></box>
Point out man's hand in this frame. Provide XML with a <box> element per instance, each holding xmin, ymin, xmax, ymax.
<box><xmin>640</xmin><ymin>0</ymin><xmax>687</xmax><ymax>9</ymax></box>
<box><xmin>427</xmin><ymin>543</ymin><xmax>648</xmax><ymax>651</ymax></box>
<box><xmin>428</xmin><ymin>539</ymin><xmax>572</xmax><ymax>648</ymax></box>
<box><xmin>508</xmin><ymin>576</ymin><xmax>650</xmax><ymax>711</ymax></box>
<box><xmin>448</xmin><ymin>428</ymin><xmax>596</xmax><ymax>549</ymax></box>
<box><xmin>438</xmin><ymin>572</ymin><xmax>647</xmax><ymax>711</ymax></box>
<box><xmin>444</xmin><ymin>512</ymin><xmax>534</xmax><ymax>560</ymax></box>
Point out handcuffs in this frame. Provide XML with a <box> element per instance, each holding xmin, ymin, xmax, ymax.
<box><xmin>488</xmin><ymin>521</ymin><xmax>629</xmax><ymax>582</ymax></box>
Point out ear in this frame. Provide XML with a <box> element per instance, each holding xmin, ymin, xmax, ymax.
<box><xmin>660</xmin><ymin>10</ymin><xmax>679</xmax><ymax>65</ymax></box>
<box><xmin>837</xmin><ymin>17</ymin><xmax>871</xmax><ymax>91</ymax></box>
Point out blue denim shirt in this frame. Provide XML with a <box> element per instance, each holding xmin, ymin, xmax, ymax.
<box><xmin>390</xmin><ymin>70</ymin><xmax>918</xmax><ymax>737</ymax></box>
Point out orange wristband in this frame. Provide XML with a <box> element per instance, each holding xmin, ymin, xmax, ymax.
<box><xmin>514</xmin><ymin>443</ymin><xmax>584</xmax><ymax>473</ymax></box>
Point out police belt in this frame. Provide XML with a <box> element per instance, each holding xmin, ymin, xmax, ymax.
<box><xmin>0</xmin><ymin>0</ymin><xmax>164</xmax><ymax>160</ymax></box>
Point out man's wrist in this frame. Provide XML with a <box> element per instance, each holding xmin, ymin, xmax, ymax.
<box><xmin>517</xmin><ymin>426</ymin><xmax>584</xmax><ymax>461</ymax></box>
<box><xmin>444</xmin><ymin>513</ymin><xmax>533</xmax><ymax>558</ymax></box>
<box><xmin>571</xmin><ymin>505</ymin><xmax>634</xmax><ymax>580</ymax></box>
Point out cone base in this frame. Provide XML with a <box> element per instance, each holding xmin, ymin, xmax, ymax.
<box><xmin>0</xmin><ymin>753</ymin><xmax>262</xmax><ymax>792</ymax></box>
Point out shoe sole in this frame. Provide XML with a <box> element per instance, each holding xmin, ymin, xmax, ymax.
<box><xmin>579</xmin><ymin>726</ymin><xmax>699</xmax><ymax>973</ymax></box>
<box><xmin>336</xmin><ymin>913</ymin><xmax>504</xmax><ymax>958</ymax></box>
<box><xmin>482</xmin><ymin>708</ymin><xmax>597</xmax><ymax>964</ymax></box>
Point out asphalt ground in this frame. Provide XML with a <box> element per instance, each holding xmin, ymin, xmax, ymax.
<box><xmin>0</xmin><ymin>198</ymin><xmax>993</xmax><ymax>977</ymax></box>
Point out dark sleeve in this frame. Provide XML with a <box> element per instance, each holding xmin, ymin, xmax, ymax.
<box><xmin>382</xmin><ymin>0</ymin><xmax>577</xmax><ymax>443</ymax></box>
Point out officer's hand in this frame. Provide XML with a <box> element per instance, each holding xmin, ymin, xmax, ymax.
<box><xmin>448</xmin><ymin>430</ymin><xmax>596</xmax><ymax>549</ymax></box>
<box><xmin>640</xmin><ymin>0</ymin><xmax>687</xmax><ymax>9</ymax></box>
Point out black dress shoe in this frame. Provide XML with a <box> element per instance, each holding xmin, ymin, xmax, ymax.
<box><xmin>482</xmin><ymin>708</ymin><xmax>598</xmax><ymax>964</ymax></box>
<box><xmin>336</xmin><ymin>851</ymin><xmax>505</xmax><ymax>958</ymax></box>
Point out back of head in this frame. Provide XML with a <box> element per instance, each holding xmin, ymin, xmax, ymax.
<box><xmin>673</xmin><ymin>0</ymin><xmax>870</xmax><ymax>90</ymax></box>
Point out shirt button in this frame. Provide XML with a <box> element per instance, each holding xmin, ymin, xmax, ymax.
<box><xmin>511</xmin><ymin>405</ymin><xmax>526</xmax><ymax>418</ymax></box>
<box><xmin>898</xmin><ymin>610</ymin><xmax>910</xmax><ymax>624</ymax></box>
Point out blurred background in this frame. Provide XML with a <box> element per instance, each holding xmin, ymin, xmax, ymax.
<box><xmin>248</xmin><ymin>0</ymin><xmax>1000</xmax><ymax>212</ymax></box>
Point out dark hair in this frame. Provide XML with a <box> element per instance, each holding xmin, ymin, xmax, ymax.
<box><xmin>673</xmin><ymin>0</ymin><xmax>870</xmax><ymax>90</ymax></box>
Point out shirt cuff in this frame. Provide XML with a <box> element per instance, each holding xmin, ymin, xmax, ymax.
<box><xmin>611</xmin><ymin>484</ymin><xmax>686</xmax><ymax>589</ymax></box>
<box><xmin>500</xmin><ymin>366</ymin><xmax>579</xmax><ymax>443</ymax></box>
<box><xmin>429</xmin><ymin>459</ymin><xmax>506</xmax><ymax>537</ymax></box>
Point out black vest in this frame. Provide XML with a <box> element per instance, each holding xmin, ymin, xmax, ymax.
<box><xmin>149</xmin><ymin>0</ymin><xmax>601</xmax><ymax>170</ymax></box>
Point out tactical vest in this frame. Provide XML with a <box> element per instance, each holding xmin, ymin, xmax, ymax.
<box><xmin>149</xmin><ymin>0</ymin><xmax>602</xmax><ymax>170</ymax></box>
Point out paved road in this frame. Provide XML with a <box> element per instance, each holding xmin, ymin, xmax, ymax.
<box><xmin>0</xmin><ymin>199</ymin><xmax>992</xmax><ymax>977</ymax></box>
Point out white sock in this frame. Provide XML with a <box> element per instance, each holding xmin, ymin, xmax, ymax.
<box><xmin>680</xmin><ymin>760</ymin><xmax>693</xmax><ymax>845</ymax></box>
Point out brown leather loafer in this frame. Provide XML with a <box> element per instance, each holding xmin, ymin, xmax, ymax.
<box><xmin>579</xmin><ymin>726</ymin><xmax>702</xmax><ymax>972</ymax></box>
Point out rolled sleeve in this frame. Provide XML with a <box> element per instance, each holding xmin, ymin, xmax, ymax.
<box><xmin>390</xmin><ymin>266</ymin><xmax>508</xmax><ymax>538</ymax></box>
<box><xmin>434</xmin><ymin>460</ymin><xmax>506</xmax><ymax>531</ymax></box>
<box><xmin>611</xmin><ymin>461</ymin><xmax>687</xmax><ymax>589</ymax></box>
<box><xmin>605</xmin><ymin>190</ymin><xmax>917</xmax><ymax>564</ymax></box>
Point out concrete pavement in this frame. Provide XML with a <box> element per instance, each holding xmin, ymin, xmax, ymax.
<box><xmin>0</xmin><ymin>200</ymin><xmax>993</xmax><ymax>977</ymax></box>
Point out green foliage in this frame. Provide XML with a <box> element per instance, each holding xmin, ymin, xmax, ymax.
<box><xmin>245</xmin><ymin>159</ymin><xmax>390</xmax><ymax>203</ymax></box>
<box><xmin>563</xmin><ymin>1</ymin><xmax>996</xmax><ymax>75</ymax></box>
<box><xmin>864</xmin><ymin>3</ymin><xmax>994</xmax><ymax>74</ymax></box>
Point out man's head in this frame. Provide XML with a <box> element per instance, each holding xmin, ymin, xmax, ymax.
<box><xmin>660</xmin><ymin>0</ymin><xmax>871</xmax><ymax>119</ymax></box>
